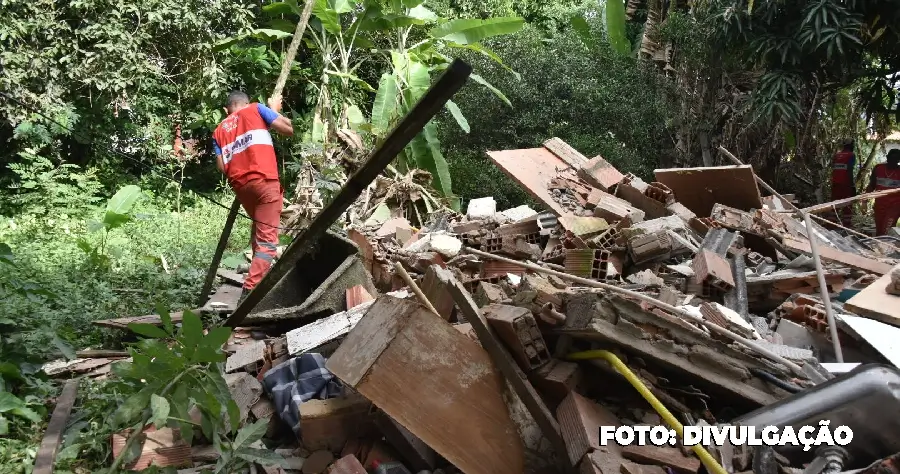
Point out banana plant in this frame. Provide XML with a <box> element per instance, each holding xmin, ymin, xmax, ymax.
<box><xmin>263</xmin><ymin>0</ymin><xmax>524</xmax><ymax>203</ymax></box>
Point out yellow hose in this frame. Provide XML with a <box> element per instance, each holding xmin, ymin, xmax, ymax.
<box><xmin>567</xmin><ymin>350</ymin><xmax>728</xmax><ymax>474</ymax></box>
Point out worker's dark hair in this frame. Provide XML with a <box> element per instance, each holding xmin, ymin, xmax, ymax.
<box><xmin>226</xmin><ymin>91</ymin><xmax>250</xmax><ymax>109</ymax></box>
<box><xmin>888</xmin><ymin>149</ymin><xmax>900</xmax><ymax>162</ymax></box>
<box><xmin>843</xmin><ymin>139</ymin><xmax>855</xmax><ymax>150</ymax></box>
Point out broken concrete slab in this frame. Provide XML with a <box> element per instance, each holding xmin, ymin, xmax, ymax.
<box><xmin>467</xmin><ymin>197</ymin><xmax>497</xmax><ymax>220</ymax></box>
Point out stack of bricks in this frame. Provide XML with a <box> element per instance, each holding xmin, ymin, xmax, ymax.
<box><xmin>482</xmin><ymin>305</ymin><xmax>551</xmax><ymax>371</ymax></box>
<box><xmin>628</xmin><ymin>231</ymin><xmax>672</xmax><ymax>265</ymax></box>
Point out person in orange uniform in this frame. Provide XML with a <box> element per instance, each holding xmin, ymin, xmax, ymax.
<box><xmin>212</xmin><ymin>91</ymin><xmax>294</xmax><ymax>301</ymax></box>
<box><xmin>866</xmin><ymin>149</ymin><xmax>900</xmax><ymax>236</ymax></box>
<box><xmin>830</xmin><ymin>139</ymin><xmax>857</xmax><ymax>227</ymax></box>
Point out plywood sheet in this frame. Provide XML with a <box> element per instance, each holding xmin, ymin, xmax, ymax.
<box><xmin>327</xmin><ymin>296</ymin><xmax>525</xmax><ymax>474</ymax></box>
<box><xmin>487</xmin><ymin>148</ymin><xmax>572</xmax><ymax>216</ymax></box>
<box><xmin>654</xmin><ymin>165</ymin><xmax>762</xmax><ymax>218</ymax></box>
<box><xmin>837</xmin><ymin>313</ymin><xmax>900</xmax><ymax>367</ymax></box>
<box><xmin>845</xmin><ymin>264</ymin><xmax>900</xmax><ymax>327</ymax></box>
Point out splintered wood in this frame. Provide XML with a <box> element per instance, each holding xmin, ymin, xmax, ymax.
<box><xmin>325</xmin><ymin>296</ymin><xmax>525</xmax><ymax>474</ymax></box>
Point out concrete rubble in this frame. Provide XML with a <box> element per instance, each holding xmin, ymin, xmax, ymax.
<box><xmin>74</xmin><ymin>138</ymin><xmax>900</xmax><ymax>474</ymax></box>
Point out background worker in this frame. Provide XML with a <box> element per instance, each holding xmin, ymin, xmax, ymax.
<box><xmin>212</xmin><ymin>91</ymin><xmax>294</xmax><ymax>301</ymax></box>
<box><xmin>866</xmin><ymin>149</ymin><xmax>900</xmax><ymax>236</ymax></box>
<box><xmin>830</xmin><ymin>138</ymin><xmax>857</xmax><ymax>227</ymax></box>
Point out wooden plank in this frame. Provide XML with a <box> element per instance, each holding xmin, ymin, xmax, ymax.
<box><xmin>33</xmin><ymin>380</ymin><xmax>79</xmax><ymax>474</ymax></box>
<box><xmin>487</xmin><ymin>147</ymin><xmax>572</xmax><ymax>216</ymax></box>
<box><xmin>93</xmin><ymin>311</ymin><xmax>187</xmax><ymax>330</ymax></box>
<box><xmin>198</xmin><ymin>197</ymin><xmax>241</xmax><ymax>306</ymax></box>
<box><xmin>845</xmin><ymin>264</ymin><xmax>900</xmax><ymax>327</ymax></box>
<box><xmin>419</xmin><ymin>265</ymin><xmax>455</xmax><ymax>320</ymax></box>
<box><xmin>286</xmin><ymin>301</ymin><xmax>374</xmax><ymax>355</ymax></box>
<box><xmin>654</xmin><ymin>165</ymin><xmax>762</xmax><ymax>218</ymax></box>
<box><xmin>326</xmin><ymin>296</ymin><xmax>525</xmax><ymax>474</ymax></box>
<box><xmin>782</xmin><ymin>237</ymin><xmax>893</xmax><ymax>275</ymax></box>
<box><xmin>224</xmin><ymin>59</ymin><xmax>473</xmax><ymax>328</ymax></box>
<box><xmin>448</xmin><ymin>283</ymin><xmax>572</xmax><ymax>472</ymax></box>
<box><xmin>543</xmin><ymin>137</ymin><xmax>590</xmax><ymax>169</ymax></box>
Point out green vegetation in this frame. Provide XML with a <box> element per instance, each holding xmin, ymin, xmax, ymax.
<box><xmin>2</xmin><ymin>0</ymin><xmax>899</xmax><ymax>471</ymax></box>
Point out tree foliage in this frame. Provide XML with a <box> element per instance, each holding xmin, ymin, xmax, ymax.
<box><xmin>443</xmin><ymin>20</ymin><xmax>672</xmax><ymax>207</ymax></box>
<box><xmin>699</xmin><ymin>0</ymin><xmax>900</xmax><ymax>123</ymax></box>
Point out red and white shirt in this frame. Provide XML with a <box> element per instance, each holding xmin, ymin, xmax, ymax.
<box><xmin>212</xmin><ymin>103</ymin><xmax>280</xmax><ymax>188</ymax></box>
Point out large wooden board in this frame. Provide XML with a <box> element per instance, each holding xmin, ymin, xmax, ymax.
<box><xmin>326</xmin><ymin>296</ymin><xmax>525</xmax><ymax>474</ymax></box>
<box><xmin>654</xmin><ymin>165</ymin><xmax>762</xmax><ymax>218</ymax></box>
<box><xmin>487</xmin><ymin>148</ymin><xmax>572</xmax><ymax>216</ymax></box>
<box><xmin>845</xmin><ymin>264</ymin><xmax>900</xmax><ymax>327</ymax></box>
<box><xmin>93</xmin><ymin>311</ymin><xmax>187</xmax><ymax>330</ymax></box>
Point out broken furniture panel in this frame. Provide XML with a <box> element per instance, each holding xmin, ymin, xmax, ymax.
<box><xmin>299</xmin><ymin>393</ymin><xmax>374</xmax><ymax>452</ymax></box>
<box><xmin>419</xmin><ymin>265</ymin><xmax>455</xmax><ymax>320</ymax></box>
<box><xmin>326</xmin><ymin>296</ymin><xmax>525</xmax><ymax>474</ymax></box>
<box><xmin>286</xmin><ymin>301</ymin><xmax>375</xmax><ymax>355</ymax></box>
<box><xmin>482</xmin><ymin>304</ymin><xmax>551</xmax><ymax>371</ymax></box>
<box><xmin>654</xmin><ymin>165</ymin><xmax>763</xmax><ymax>218</ymax></box>
<box><xmin>845</xmin><ymin>264</ymin><xmax>900</xmax><ymax>327</ymax></box>
<box><xmin>486</xmin><ymin>147</ymin><xmax>573</xmax><ymax>216</ymax></box>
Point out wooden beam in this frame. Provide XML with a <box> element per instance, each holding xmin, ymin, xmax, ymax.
<box><xmin>33</xmin><ymin>380</ymin><xmax>79</xmax><ymax>474</ymax></box>
<box><xmin>223</xmin><ymin>59</ymin><xmax>473</xmax><ymax>328</ymax></box>
<box><xmin>782</xmin><ymin>237</ymin><xmax>893</xmax><ymax>275</ymax></box>
<box><xmin>197</xmin><ymin>197</ymin><xmax>241</xmax><ymax>306</ymax></box>
<box><xmin>448</xmin><ymin>280</ymin><xmax>573</xmax><ymax>473</ymax></box>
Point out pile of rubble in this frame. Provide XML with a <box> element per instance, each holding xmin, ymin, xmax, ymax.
<box><xmin>52</xmin><ymin>138</ymin><xmax>900</xmax><ymax>474</ymax></box>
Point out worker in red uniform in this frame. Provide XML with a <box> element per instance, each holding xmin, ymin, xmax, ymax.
<box><xmin>212</xmin><ymin>91</ymin><xmax>294</xmax><ymax>301</ymax></box>
<box><xmin>867</xmin><ymin>149</ymin><xmax>900</xmax><ymax>236</ymax></box>
<box><xmin>830</xmin><ymin>138</ymin><xmax>857</xmax><ymax>227</ymax></box>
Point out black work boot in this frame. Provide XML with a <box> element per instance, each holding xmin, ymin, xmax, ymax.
<box><xmin>237</xmin><ymin>287</ymin><xmax>251</xmax><ymax>306</ymax></box>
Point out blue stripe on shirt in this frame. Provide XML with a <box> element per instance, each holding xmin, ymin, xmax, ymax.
<box><xmin>256</xmin><ymin>103</ymin><xmax>279</xmax><ymax>126</ymax></box>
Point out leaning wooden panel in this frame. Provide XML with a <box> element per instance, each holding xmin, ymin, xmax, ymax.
<box><xmin>327</xmin><ymin>296</ymin><xmax>525</xmax><ymax>474</ymax></box>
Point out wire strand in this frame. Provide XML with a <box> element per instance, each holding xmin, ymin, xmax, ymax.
<box><xmin>0</xmin><ymin>90</ymin><xmax>317</xmax><ymax>232</ymax></box>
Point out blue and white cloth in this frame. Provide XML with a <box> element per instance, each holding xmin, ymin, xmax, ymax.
<box><xmin>261</xmin><ymin>353</ymin><xmax>344</xmax><ymax>436</ymax></box>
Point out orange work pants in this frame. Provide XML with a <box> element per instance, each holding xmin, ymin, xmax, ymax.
<box><xmin>874</xmin><ymin>198</ymin><xmax>900</xmax><ymax>236</ymax></box>
<box><xmin>233</xmin><ymin>179</ymin><xmax>283</xmax><ymax>290</ymax></box>
<box><xmin>830</xmin><ymin>183</ymin><xmax>854</xmax><ymax>228</ymax></box>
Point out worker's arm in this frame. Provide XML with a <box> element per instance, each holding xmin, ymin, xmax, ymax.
<box><xmin>212</xmin><ymin>138</ymin><xmax>225</xmax><ymax>173</ymax></box>
<box><xmin>260</xmin><ymin>98</ymin><xmax>294</xmax><ymax>137</ymax></box>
